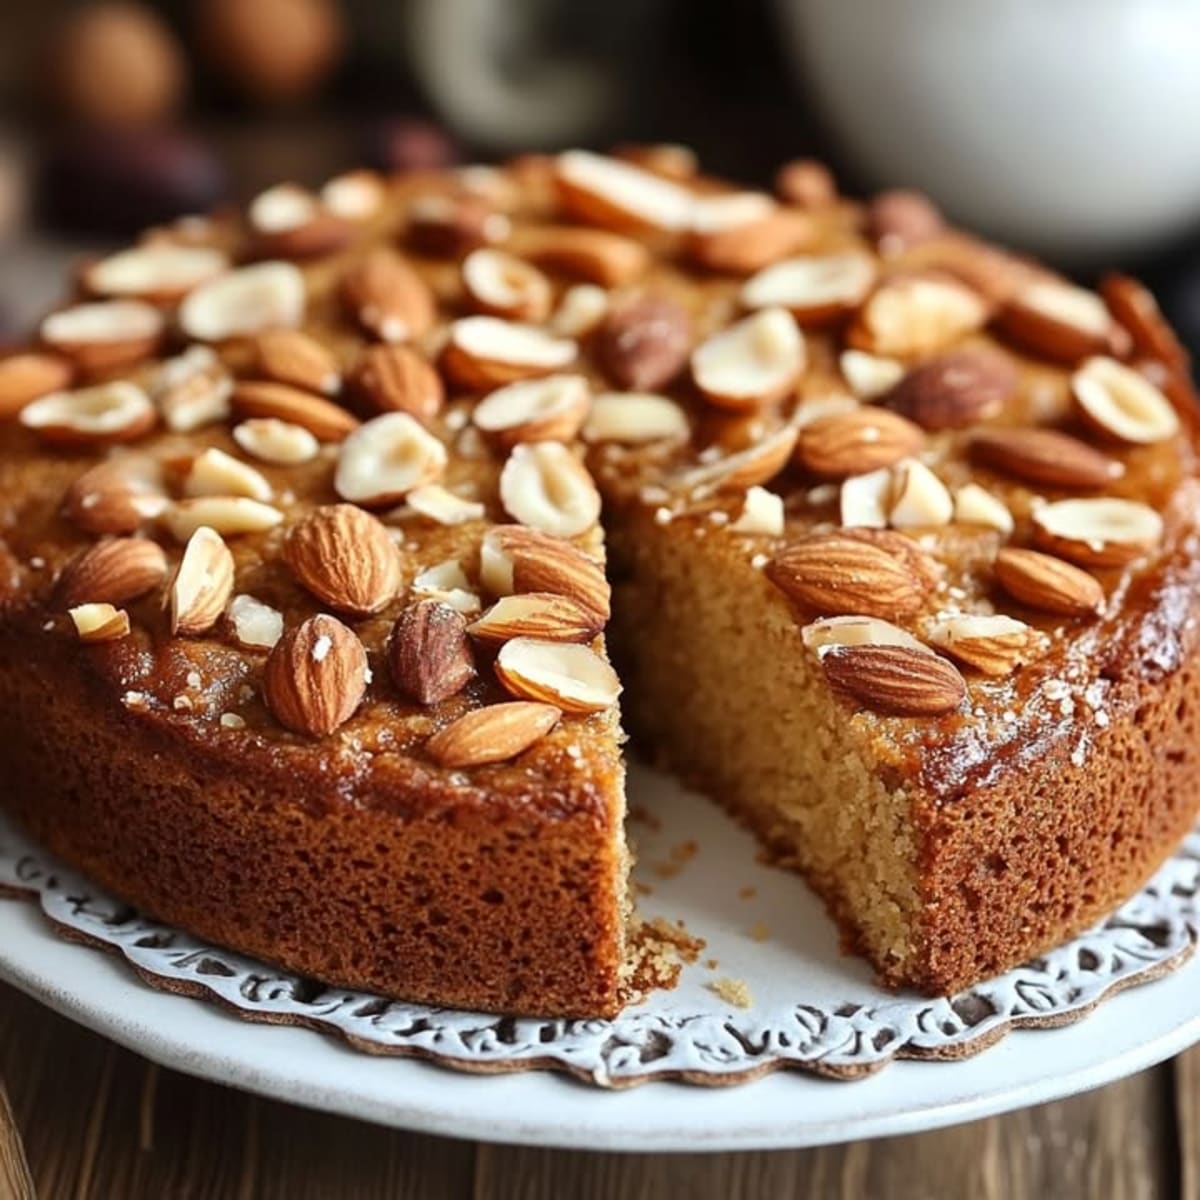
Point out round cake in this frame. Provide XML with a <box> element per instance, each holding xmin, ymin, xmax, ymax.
<box><xmin>1</xmin><ymin>147</ymin><xmax>1198</xmax><ymax>1018</ymax></box>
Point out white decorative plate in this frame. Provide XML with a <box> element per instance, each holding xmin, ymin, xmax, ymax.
<box><xmin>3</xmin><ymin>762</ymin><xmax>1200</xmax><ymax>1149</ymax></box>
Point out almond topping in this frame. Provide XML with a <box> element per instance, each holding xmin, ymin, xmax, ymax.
<box><xmin>20</xmin><ymin>382</ymin><xmax>156</xmax><ymax>445</ymax></box>
<box><xmin>263</xmin><ymin>614</ymin><xmax>368</xmax><ymax>737</ymax></box>
<box><xmin>1031</xmin><ymin>497</ymin><xmax>1163</xmax><ymax>567</ymax></box>
<box><xmin>1072</xmin><ymin>355</ymin><xmax>1180</xmax><ymax>444</ymax></box>
<box><xmin>339</xmin><ymin>247</ymin><xmax>435</xmax><ymax>343</ymax></box>
<box><xmin>887</xmin><ymin>459</ymin><xmax>953</xmax><ymax>529</ymax></box>
<box><xmin>499</xmin><ymin>441</ymin><xmax>601</xmax><ymax>537</ymax></box>
<box><xmin>993</xmin><ymin>547</ymin><xmax>1103</xmax><ymax>616</ymax></box>
<box><xmin>154</xmin><ymin>346</ymin><xmax>232</xmax><ymax>433</ymax></box>
<box><xmin>774</xmin><ymin>159</ymin><xmax>837</xmax><ymax>209</ymax></box>
<box><xmin>953</xmin><ymin>483</ymin><xmax>1014</xmax><ymax>534</ymax></box>
<box><xmin>555</xmin><ymin>149</ymin><xmax>693</xmax><ymax>233</ymax></box>
<box><xmin>597</xmin><ymin>295</ymin><xmax>691</xmax><ymax>392</ymax></box>
<box><xmin>57</xmin><ymin>537</ymin><xmax>168</xmax><ymax>608</ymax></box>
<box><xmin>0</xmin><ymin>353</ymin><xmax>75</xmax><ymax>420</ymax></box>
<box><xmin>730</xmin><ymin>486</ymin><xmax>785</xmax><ymax>536</ymax></box>
<box><xmin>839</xmin><ymin>468</ymin><xmax>892</xmax><ymax>529</ymax></box>
<box><xmin>997</xmin><ymin>279</ymin><xmax>1117</xmax><ymax>363</ymax></box>
<box><xmin>253</xmin><ymin>329</ymin><xmax>341</xmax><ymax>397</ymax></box>
<box><xmin>351</xmin><ymin>343</ymin><xmax>444</xmax><ymax>423</ymax></box>
<box><xmin>473</xmin><ymin>374</ymin><xmax>590</xmax><ymax>447</ymax></box>
<box><xmin>40</xmin><ymin>301</ymin><xmax>163</xmax><ymax>371</ymax></box>
<box><xmin>183</xmin><ymin>447</ymin><xmax>273</xmax><ymax>502</ymax></box>
<box><xmin>407</xmin><ymin>192</ymin><xmax>511</xmax><ymax>256</ymax></box>
<box><xmin>441</xmin><ymin>317</ymin><xmax>576</xmax><ymax>390</ymax></box>
<box><xmin>848</xmin><ymin>275</ymin><xmax>988</xmax><ymax>357</ymax></box>
<box><xmin>521</xmin><ymin>227</ymin><xmax>648</xmax><ymax>288</ymax></box>
<box><xmin>389</xmin><ymin>600</ymin><xmax>476</xmax><ymax>705</ymax></box>
<box><xmin>687</xmin><ymin>204</ymin><xmax>811</xmax><ymax>275</ymax></box>
<box><xmin>248</xmin><ymin>183</ymin><xmax>353</xmax><ymax>259</ymax></box>
<box><xmin>691</xmin><ymin>308</ymin><xmax>804</xmax><ymax>410</ymax></box>
<box><xmin>1101</xmin><ymin>274</ymin><xmax>1189</xmax><ymax>377</ymax></box>
<box><xmin>83</xmin><ymin>244</ymin><xmax>228</xmax><ymax>301</ymax></box>
<box><xmin>970</xmin><ymin>428</ymin><xmax>1123</xmax><ymax>490</ymax></box>
<box><xmin>867</xmin><ymin>190</ymin><xmax>944</xmax><ymax>255</ymax></box>
<box><xmin>286</xmin><ymin>504</ymin><xmax>404</xmax><ymax>616</ymax></box>
<box><xmin>232</xmin><ymin>418</ymin><xmax>320</xmax><ymax>465</ymax></box>
<box><xmin>412</xmin><ymin>559</ymin><xmax>481</xmax><ymax>615</ymax></box>
<box><xmin>404</xmin><ymin>484</ymin><xmax>486</xmax><ymax>526</ymax></box>
<box><xmin>839</xmin><ymin>349</ymin><xmax>904</xmax><ymax>400</ymax></box>
<box><xmin>673</xmin><ymin>425</ymin><xmax>797</xmax><ymax>496</ymax></box>
<box><xmin>461</xmin><ymin>249</ymin><xmax>552</xmax><ymax>323</ymax></box>
<box><xmin>164</xmin><ymin>497</ymin><xmax>284</xmax><ymax>542</ymax></box>
<box><xmin>178</xmin><ymin>261</ymin><xmax>306</xmax><ymax>341</ymax></box>
<box><xmin>741</xmin><ymin>253</ymin><xmax>876</xmax><ymax>324</ymax></box>
<box><xmin>582</xmin><ymin>391</ymin><xmax>690</xmax><ymax>444</ymax></box>
<box><xmin>766</xmin><ymin>532</ymin><xmax>931</xmax><ymax>618</ymax></box>
<box><xmin>479</xmin><ymin>526</ymin><xmax>610</xmax><ymax>622</ymax></box>
<box><xmin>228</xmin><ymin>593</ymin><xmax>284</xmax><ymax>650</ymax></box>
<box><xmin>926</xmin><ymin>613</ymin><xmax>1043</xmax><ymax>677</ymax></box>
<box><xmin>425</xmin><ymin>701</ymin><xmax>561</xmax><ymax>768</ymax></box>
<box><xmin>334</xmin><ymin>412</ymin><xmax>448</xmax><ymax>506</ymax></box>
<box><xmin>818</xmin><ymin>644</ymin><xmax>966</xmax><ymax>716</ymax></box>
<box><xmin>795</xmin><ymin>407</ymin><xmax>924</xmax><ymax>477</ymax></box>
<box><xmin>232</xmin><ymin>380</ymin><xmax>359</xmax><ymax>442</ymax></box>
<box><xmin>885</xmin><ymin>347</ymin><xmax>1016</xmax><ymax>431</ymax></box>
<box><xmin>495</xmin><ymin>637</ymin><xmax>621</xmax><ymax>713</ymax></box>
<box><xmin>320</xmin><ymin>169</ymin><xmax>387</xmax><ymax>221</ymax></box>
<box><xmin>69</xmin><ymin>602</ymin><xmax>131</xmax><ymax>643</ymax></box>
<box><xmin>168</xmin><ymin>526</ymin><xmax>235</xmax><ymax>635</ymax></box>
<box><xmin>801</xmin><ymin>614</ymin><xmax>930</xmax><ymax>657</ymax></box>
<box><xmin>63</xmin><ymin>456</ymin><xmax>167</xmax><ymax>535</ymax></box>
<box><xmin>550</xmin><ymin>284</ymin><xmax>611</xmax><ymax>338</ymax></box>
<box><xmin>468</xmin><ymin>592</ymin><xmax>601</xmax><ymax>644</ymax></box>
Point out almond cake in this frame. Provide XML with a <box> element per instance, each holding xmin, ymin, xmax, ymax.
<box><xmin>1</xmin><ymin>148</ymin><xmax>1198</xmax><ymax>1016</ymax></box>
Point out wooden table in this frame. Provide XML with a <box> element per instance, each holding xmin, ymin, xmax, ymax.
<box><xmin>1</xmin><ymin>979</ymin><xmax>1196</xmax><ymax>1199</ymax></box>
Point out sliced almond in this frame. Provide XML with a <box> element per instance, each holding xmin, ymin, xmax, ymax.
<box><xmin>795</xmin><ymin>407</ymin><xmax>924</xmax><ymax>478</ymax></box>
<box><xmin>404</xmin><ymin>483</ymin><xmax>486</xmax><ymax>526</ymax></box>
<box><xmin>926</xmin><ymin>613</ymin><xmax>1043</xmax><ymax>677</ymax></box>
<box><xmin>232</xmin><ymin>417</ymin><xmax>320</xmax><ymax>465</ymax></box>
<box><xmin>839</xmin><ymin>349</ymin><xmax>904</xmax><ymax>400</ymax></box>
<box><xmin>263</xmin><ymin>614</ymin><xmax>368</xmax><ymax>737</ymax></box>
<box><xmin>183</xmin><ymin>447</ymin><xmax>273</xmax><ymax>502</ymax></box>
<box><xmin>468</xmin><ymin>592</ymin><xmax>600</xmax><ymax>644</ymax></box>
<box><xmin>232</xmin><ymin>380</ymin><xmax>359</xmax><ymax>442</ymax></box>
<box><xmin>0</xmin><ymin>352</ymin><xmax>75</xmax><ymax>420</ymax></box>
<box><xmin>83</xmin><ymin>244</ymin><xmax>229</xmax><ymax>302</ymax></box>
<box><xmin>154</xmin><ymin>345</ymin><xmax>233</xmax><ymax>433</ymax></box>
<box><xmin>20</xmin><ymin>381</ymin><xmax>156</xmax><ymax>445</ymax></box>
<box><xmin>691</xmin><ymin>308</ymin><xmax>804</xmax><ymax>410</ymax></box>
<box><xmin>970</xmin><ymin>427</ymin><xmax>1123</xmax><ymax>490</ymax></box>
<box><xmin>520</xmin><ymin>226</ymin><xmax>649</xmax><ymax>288</ymax></box>
<box><xmin>839</xmin><ymin>467</ymin><xmax>892</xmax><ymax>529</ymax></box>
<box><xmin>673</xmin><ymin>425</ymin><xmax>797</xmax><ymax>496</ymax></box>
<box><xmin>441</xmin><ymin>316</ymin><xmax>577</xmax><ymax>390</ymax></box>
<box><xmin>819</xmin><ymin>643</ymin><xmax>966</xmax><ymax>715</ymax></box>
<box><xmin>40</xmin><ymin>301</ymin><xmax>163</xmax><ymax>371</ymax></box>
<box><xmin>68</xmin><ymin>602</ymin><xmax>131</xmax><ymax>643</ymax></box>
<box><xmin>472</xmin><ymin>374</ymin><xmax>590</xmax><ymax>447</ymax></box>
<box><xmin>997</xmin><ymin>279</ymin><xmax>1118</xmax><ymax>363</ymax></box>
<box><xmin>411</xmin><ymin>559</ymin><xmax>481</xmax><ymax>615</ymax></box>
<box><xmin>425</xmin><ymin>701</ymin><xmax>561</xmax><ymax>768</ymax></box>
<box><xmin>351</xmin><ymin>343</ymin><xmax>444</xmax><ymax>423</ymax></box>
<box><xmin>164</xmin><ymin>496</ymin><xmax>284</xmax><ymax>542</ymax></box>
<box><xmin>1031</xmin><ymin>497</ymin><xmax>1163</xmax><ymax>567</ymax></box>
<box><xmin>766</xmin><ymin>531</ymin><xmax>931</xmax><ymax>618</ymax></box>
<box><xmin>57</xmin><ymin>536</ymin><xmax>168</xmax><ymax>608</ymax></box>
<box><xmin>993</xmin><ymin>547</ymin><xmax>1104</xmax><ymax>616</ymax></box>
<box><xmin>953</xmin><ymin>483</ymin><xmax>1014</xmax><ymax>534</ymax></box>
<box><xmin>554</xmin><ymin>149</ymin><xmax>693</xmax><ymax>233</ymax></box>
<box><xmin>248</xmin><ymin>183</ymin><xmax>353</xmax><ymax>259</ymax></box>
<box><xmin>499</xmin><ymin>441</ymin><xmax>601</xmax><ymax>537</ymax></box>
<box><xmin>168</xmin><ymin>526</ymin><xmax>235</xmax><ymax>635</ymax></box>
<box><xmin>495</xmin><ymin>637</ymin><xmax>621</xmax><ymax>713</ymax></box>
<box><xmin>285</xmin><ymin>503</ymin><xmax>403</xmax><ymax>616</ymax></box>
<box><xmin>1072</xmin><ymin>355</ymin><xmax>1180</xmax><ymax>444</ymax></box>
<box><xmin>320</xmin><ymin>169</ymin><xmax>387</xmax><ymax>222</ymax></box>
<box><xmin>178</xmin><ymin>261</ymin><xmax>306</xmax><ymax>342</ymax></box>
<box><xmin>479</xmin><ymin>526</ymin><xmax>610</xmax><ymax>622</ymax></box>
<box><xmin>885</xmin><ymin>347</ymin><xmax>1016</xmax><ymax>431</ymax></box>
<box><xmin>741</xmin><ymin>253</ymin><xmax>876</xmax><ymax>324</ymax></box>
<box><xmin>228</xmin><ymin>593</ymin><xmax>284</xmax><ymax>650</ymax></box>
<box><xmin>339</xmin><ymin>247</ymin><xmax>435</xmax><ymax>343</ymax></box>
<box><xmin>801</xmin><ymin>613</ymin><xmax>929</xmax><ymax>657</ymax></box>
<box><xmin>687</xmin><ymin>204</ymin><xmax>811</xmax><ymax>275</ymax></box>
<box><xmin>461</xmin><ymin>248</ymin><xmax>552</xmax><ymax>323</ymax></box>
<box><xmin>407</xmin><ymin>192</ymin><xmax>511</xmax><ymax>256</ymax></box>
<box><xmin>63</xmin><ymin>456</ymin><xmax>168</xmax><ymax>535</ymax></box>
<box><xmin>582</xmin><ymin>391</ymin><xmax>689</xmax><ymax>444</ymax></box>
<box><xmin>730</xmin><ymin>485</ymin><xmax>785</xmax><ymax>536</ymax></box>
<box><xmin>334</xmin><ymin>411</ymin><xmax>448</xmax><ymax>506</ymax></box>
<box><xmin>388</xmin><ymin>599</ymin><xmax>476</xmax><ymax>705</ymax></box>
<box><xmin>887</xmin><ymin>459</ymin><xmax>953</xmax><ymax>528</ymax></box>
<box><xmin>847</xmin><ymin>275</ymin><xmax>988</xmax><ymax>357</ymax></box>
<box><xmin>253</xmin><ymin>329</ymin><xmax>341</xmax><ymax>397</ymax></box>
<box><xmin>597</xmin><ymin>295</ymin><xmax>692</xmax><ymax>392</ymax></box>
<box><xmin>550</xmin><ymin>284</ymin><xmax>611</xmax><ymax>338</ymax></box>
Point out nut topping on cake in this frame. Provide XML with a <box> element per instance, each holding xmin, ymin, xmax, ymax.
<box><xmin>1072</xmin><ymin>356</ymin><xmax>1180</xmax><ymax>444</ymax></box>
<box><xmin>155</xmin><ymin>347</ymin><xmax>233</xmax><ymax>433</ymax></box>
<box><xmin>252</xmin><ymin>329</ymin><xmax>342</xmax><ymax>397</ymax></box>
<box><xmin>582</xmin><ymin>391</ymin><xmax>689</xmax><ymax>445</ymax></box>
<box><xmin>468</xmin><ymin>593</ymin><xmax>602</xmax><ymax>644</ymax></box>
<box><xmin>691</xmin><ymin>308</ymin><xmax>804</xmax><ymax>410</ymax></box>
<box><xmin>168</xmin><ymin>526</ymin><xmax>235</xmax><ymax>635</ymax></box>
<box><xmin>462</xmin><ymin>249</ymin><xmax>553</xmax><ymax>323</ymax></box>
<box><xmin>263</xmin><ymin>614</ymin><xmax>369</xmax><ymax>737</ymax></box>
<box><xmin>795</xmin><ymin>407</ymin><xmax>924</xmax><ymax>478</ymax></box>
<box><xmin>597</xmin><ymin>295</ymin><xmax>691</xmax><ymax>392</ymax></box>
<box><xmin>1031</xmin><ymin>497</ymin><xmax>1164</xmax><ymax>567</ymax></box>
<box><xmin>867</xmin><ymin>190</ymin><xmax>945</xmax><ymax>255</ymax></box>
<box><xmin>887</xmin><ymin>459</ymin><xmax>953</xmax><ymax>528</ymax></box>
<box><xmin>40</xmin><ymin>301</ymin><xmax>164</xmax><ymax>371</ymax></box>
<box><xmin>741</xmin><ymin>253</ymin><xmax>876</xmax><ymax>324</ymax></box>
<box><xmin>20</xmin><ymin>382</ymin><xmax>157</xmax><ymax>445</ymax></box>
<box><xmin>228</xmin><ymin>594</ymin><xmax>284</xmax><ymax>650</ymax></box>
<box><xmin>520</xmin><ymin>227</ymin><xmax>648</xmax><ymax>289</ymax></box>
<box><xmin>953</xmin><ymin>483</ymin><xmax>1014</xmax><ymax>534</ymax></box>
<box><xmin>997</xmin><ymin>279</ymin><xmax>1120</xmax><ymax>363</ymax></box>
<box><xmin>63</xmin><ymin>456</ymin><xmax>168</xmax><ymax>535</ymax></box>
<box><xmin>82</xmin><ymin>244</ymin><xmax>229</xmax><ymax>302</ymax></box>
<box><xmin>819</xmin><ymin>644</ymin><xmax>966</xmax><ymax>716</ymax></box>
<box><xmin>479</xmin><ymin>527</ymin><xmax>610</xmax><ymax>622</ymax></box>
<box><xmin>286</xmin><ymin>504</ymin><xmax>404</xmax><ymax>616</ymax></box>
<box><xmin>554</xmin><ymin>149</ymin><xmax>693</xmax><ymax>233</ymax></box>
<box><xmin>970</xmin><ymin>427</ymin><xmax>1123</xmax><ymax>489</ymax></box>
<box><xmin>351</xmin><ymin>344</ymin><xmax>444</xmax><ymax>422</ymax></box>
<box><xmin>232</xmin><ymin>381</ymin><xmax>359</xmax><ymax>442</ymax></box>
<box><xmin>178</xmin><ymin>262</ymin><xmax>306</xmax><ymax>342</ymax></box>
<box><xmin>425</xmin><ymin>701</ymin><xmax>562</xmax><ymax>767</ymax></box>
<box><xmin>472</xmin><ymin>375</ymin><xmax>591</xmax><ymax>447</ymax></box>
<box><xmin>495</xmin><ymin>637</ymin><xmax>621</xmax><ymax>712</ymax></box>
<box><xmin>57</xmin><ymin>537</ymin><xmax>168</xmax><ymax>608</ymax></box>
<box><xmin>182</xmin><ymin>448</ymin><xmax>273</xmax><ymax>502</ymax></box>
<box><xmin>441</xmin><ymin>317</ymin><xmax>577</xmax><ymax>390</ymax></box>
<box><xmin>686</xmin><ymin>204</ymin><xmax>811</xmax><ymax>275</ymax></box>
<box><xmin>339</xmin><ymin>247</ymin><xmax>435</xmax><ymax>343</ymax></box>
<box><xmin>885</xmin><ymin>347</ymin><xmax>1016</xmax><ymax>430</ymax></box>
<box><xmin>0</xmin><ymin>353</ymin><xmax>75</xmax><ymax>419</ymax></box>
<box><xmin>388</xmin><ymin>599</ymin><xmax>476</xmax><ymax>705</ymax></box>
<box><xmin>926</xmin><ymin>613</ymin><xmax>1044</xmax><ymax>676</ymax></box>
<box><xmin>164</xmin><ymin>497</ymin><xmax>283</xmax><ymax>542</ymax></box>
<box><xmin>499</xmin><ymin>441</ymin><xmax>601</xmax><ymax>536</ymax></box>
<box><xmin>68</xmin><ymin>602</ymin><xmax>131</xmax><ymax>643</ymax></box>
<box><xmin>847</xmin><ymin>274</ymin><xmax>988</xmax><ymax>357</ymax></box>
<box><xmin>839</xmin><ymin>349</ymin><xmax>904</xmax><ymax>400</ymax></box>
<box><xmin>232</xmin><ymin>418</ymin><xmax>320</xmax><ymax>465</ymax></box>
<box><xmin>800</xmin><ymin>613</ymin><xmax>930</xmax><ymax>657</ymax></box>
<box><xmin>335</xmin><ymin>412</ymin><xmax>448</xmax><ymax>506</ymax></box>
<box><xmin>993</xmin><ymin>547</ymin><xmax>1104</xmax><ymax>617</ymax></box>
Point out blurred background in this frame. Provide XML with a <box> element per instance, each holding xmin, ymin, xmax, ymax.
<box><xmin>3</xmin><ymin>0</ymin><xmax>1200</xmax><ymax>353</ymax></box>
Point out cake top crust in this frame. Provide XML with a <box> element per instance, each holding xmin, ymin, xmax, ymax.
<box><xmin>0</xmin><ymin>146</ymin><xmax>1197</xmax><ymax>805</ymax></box>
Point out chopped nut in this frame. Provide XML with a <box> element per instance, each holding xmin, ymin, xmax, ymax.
<box><xmin>730</xmin><ymin>486</ymin><xmax>784</xmax><ymax>536</ymax></box>
<box><xmin>582</xmin><ymin>391</ymin><xmax>689</xmax><ymax>445</ymax></box>
<box><xmin>178</xmin><ymin>261</ymin><xmax>306</xmax><ymax>341</ymax></box>
<box><xmin>691</xmin><ymin>308</ymin><xmax>804</xmax><ymax>410</ymax></box>
<box><xmin>69</xmin><ymin>602</ymin><xmax>131</xmax><ymax>643</ymax></box>
<box><xmin>499</xmin><ymin>441</ymin><xmax>601</xmax><ymax>537</ymax></box>
<box><xmin>495</xmin><ymin>637</ymin><xmax>621</xmax><ymax>712</ymax></box>
<box><xmin>741</xmin><ymin>252</ymin><xmax>876</xmax><ymax>324</ymax></box>
<box><xmin>953</xmin><ymin>483</ymin><xmax>1013</xmax><ymax>534</ymax></box>
<box><xmin>1072</xmin><ymin>355</ymin><xmax>1180</xmax><ymax>444</ymax></box>
<box><xmin>229</xmin><ymin>593</ymin><xmax>284</xmax><ymax>650</ymax></box>
<box><xmin>232</xmin><ymin>418</ymin><xmax>320</xmax><ymax>465</ymax></box>
<box><xmin>335</xmin><ymin>412</ymin><xmax>448</xmax><ymax>506</ymax></box>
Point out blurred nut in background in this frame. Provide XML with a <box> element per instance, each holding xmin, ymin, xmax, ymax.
<box><xmin>368</xmin><ymin>115</ymin><xmax>460</xmax><ymax>173</ymax></box>
<box><xmin>48</xmin><ymin>2</ymin><xmax>188</xmax><ymax>129</ymax></box>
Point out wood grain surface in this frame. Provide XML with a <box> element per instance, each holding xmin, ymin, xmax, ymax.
<box><xmin>0</xmin><ymin>980</ymin><xmax>1191</xmax><ymax>1199</ymax></box>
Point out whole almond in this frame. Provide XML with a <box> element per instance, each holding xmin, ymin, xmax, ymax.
<box><xmin>996</xmin><ymin>280</ymin><xmax>1118</xmax><ymax>364</ymax></box>
<box><xmin>597</xmin><ymin>296</ymin><xmax>691</xmax><ymax>391</ymax></box>
<box><xmin>0</xmin><ymin>353</ymin><xmax>75</xmax><ymax>419</ymax></box>
<box><xmin>425</xmin><ymin>700</ymin><xmax>561</xmax><ymax>768</ymax></box>
<box><xmin>468</xmin><ymin>592</ymin><xmax>601</xmax><ymax>644</ymax></box>
<box><xmin>340</xmin><ymin>247</ymin><xmax>435</xmax><ymax>343</ymax></box>
<box><xmin>285</xmin><ymin>504</ymin><xmax>403</xmax><ymax>616</ymax></box>
<box><xmin>57</xmin><ymin>537</ymin><xmax>167</xmax><ymax>608</ymax></box>
<box><xmin>494</xmin><ymin>637</ymin><xmax>621</xmax><ymax>713</ymax></box>
<box><xmin>252</xmin><ymin>329</ymin><xmax>341</xmax><ymax>396</ymax></box>
<box><xmin>388</xmin><ymin>599</ymin><xmax>476</xmax><ymax>705</ymax></box>
<box><xmin>970</xmin><ymin>427</ymin><xmax>1123</xmax><ymax>489</ymax></box>
<box><xmin>795</xmin><ymin>408</ymin><xmax>925</xmax><ymax>477</ymax></box>
<box><xmin>479</xmin><ymin>526</ymin><xmax>611</xmax><ymax>623</ymax></box>
<box><xmin>993</xmin><ymin>547</ymin><xmax>1104</xmax><ymax>617</ymax></box>
<box><xmin>63</xmin><ymin>456</ymin><xmax>168</xmax><ymax>535</ymax></box>
<box><xmin>351</xmin><ymin>343</ymin><xmax>444</xmax><ymax>422</ymax></box>
<box><xmin>820</xmin><ymin>644</ymin><xmax>966</xmax><ymax>715</ymax></box>
<box><xmin>263</xmin><ymin>614</ymin><xmax>369</xmax><ymax>737</ymax></box>
<box><xmin>766</xmin><ymin>533</ymin><xmax>931</xmax><ymax>618</ymax></box>
<box><xmin>518</xmin><ymin>226</ymin><xmax>649</xmax><ymax>287</ymax></box>
<box><xmin>1101</xmin><ymin>273</ymin><xmax>1189</xmax><ymax>378</ymax></box>
<box><xmin>407</xmin><ymin>193</ymin><xmax>510</xmax><ymax>257</ymax></box>
<box><xmin>232</xmin><ymin>380</ymin><xmax>359</xmax><ymax>441</ymax></box>
<box><xmin>926</xmin><ymin>613</ymin><xmax>1044</xmax><ymax>676</ymax></box>
<box><xmin>886</xmin><ymin>348</ymin><xmax>1016</xmax><ymax>431</ymax></box>
<box><xmin>168</xmin><ymin>526</ymin><xmax>235</xmax><ymax>635</ymax></box>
